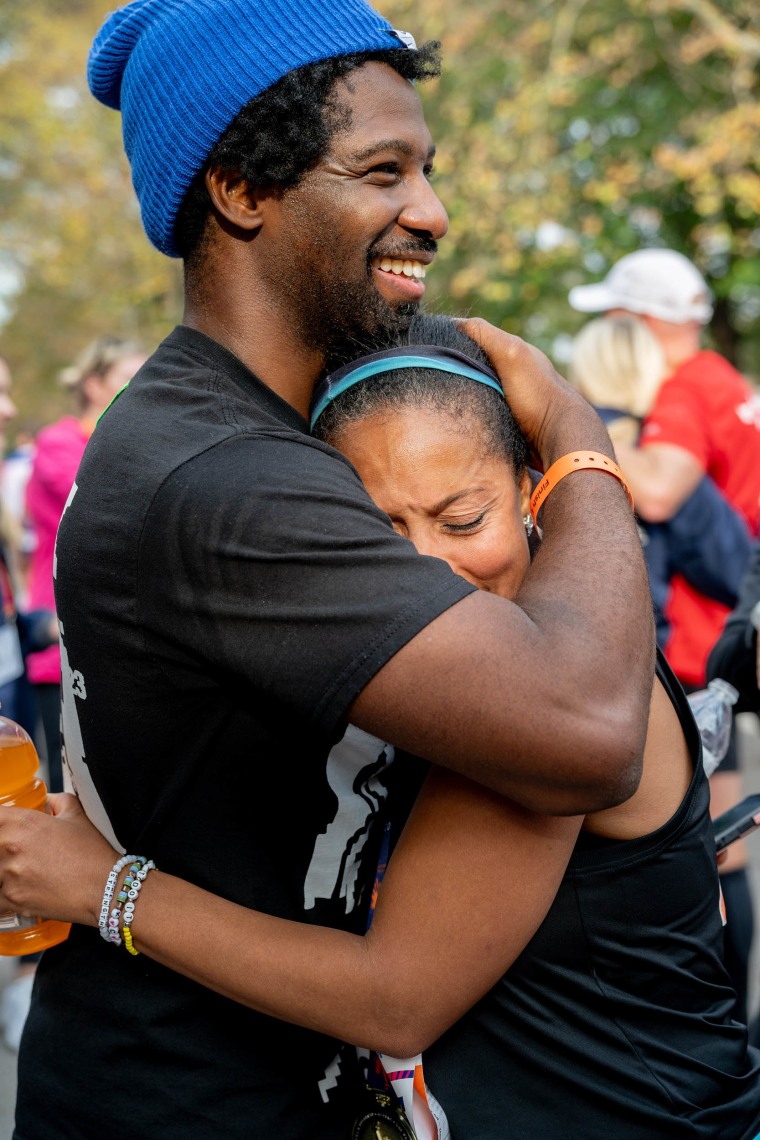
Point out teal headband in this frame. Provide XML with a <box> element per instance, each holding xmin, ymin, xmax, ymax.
<box><xmin>310</xmin><ymin>345</ymin><xmax>504</xmax><ymax>430</ymax></box>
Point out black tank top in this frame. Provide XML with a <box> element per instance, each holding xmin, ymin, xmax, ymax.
<box><xmin>425</xmin><ymin>652</ymin><xmax>760</xmax><ymax>1139</ymax></box>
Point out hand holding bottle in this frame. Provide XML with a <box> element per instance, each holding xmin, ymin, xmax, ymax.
<box><xmin>0</xmin><ymin>714</ymin><xmax>73</xmax><ymax>953</ymax></box>
<box><xmin>0</xmin><ymin>786</ymin><xmax>116</xmax><ymax>948</ymax></box>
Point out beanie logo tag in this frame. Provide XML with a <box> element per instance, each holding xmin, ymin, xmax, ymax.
<box><xmin>393</xmin><ymin>29</ymin><xmax>417</xmax><ymax>50</ymax></box>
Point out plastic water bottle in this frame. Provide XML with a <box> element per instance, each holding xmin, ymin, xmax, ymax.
<box><xmin>0</xmin><ymin>714</ymin><xmax>70</xmax><ymax>954</ymax></box>
<box><xmin>687</xmin><ymin>678</ymin><xmax>740</xmax><ymax>778</ymax></box>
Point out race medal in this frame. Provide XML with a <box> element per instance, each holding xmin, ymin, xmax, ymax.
<box><xmin>351</xmin><ymin>1088</ymin><xmax>417</xmax><ymax>1140</ymax></box>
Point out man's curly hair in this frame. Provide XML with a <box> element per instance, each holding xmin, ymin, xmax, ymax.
<box><xmin>174</xmin><ymin>42</ymin><xmax>441</xmax><ymax>267</ymax></box>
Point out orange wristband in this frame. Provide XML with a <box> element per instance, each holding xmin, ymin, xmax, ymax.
<box><xmin>530</xmin><ymin>451</ymin><xmax>634</xmax><ymax>527</ymax></box>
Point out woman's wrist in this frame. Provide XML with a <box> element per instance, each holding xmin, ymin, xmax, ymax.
<box><xmin>94</xmin><ymin>854</ymin><xmax>157</xmax><ymax>952</ymax></box>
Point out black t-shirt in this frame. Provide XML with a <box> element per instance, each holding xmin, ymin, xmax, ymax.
<box><xmin>15</xmin><ymin>327</ymin><xmax>472</xmax><ymax>1140</ymax></box>
<box><xmin>425</xmin><ymin>655</ymin><xmax>760</xmax><ymax>1140</ymax></box>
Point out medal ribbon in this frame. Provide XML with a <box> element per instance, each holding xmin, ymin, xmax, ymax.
<box><xmin>366</xmin><ymin>823</ymin><xmax>443</xmax><ymax>1140</ymax></box>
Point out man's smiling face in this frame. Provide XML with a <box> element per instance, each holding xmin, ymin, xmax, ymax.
<box><xmin>256</xmin><ymin>61</ymin><xmax>449</xmax><ymax>364</ymax></box>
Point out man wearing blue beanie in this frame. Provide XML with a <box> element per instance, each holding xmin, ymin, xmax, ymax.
<box><xmin>11</xmin><ymin>1</ymin><xmax>656</xmax><ymax>1137</ymax></box>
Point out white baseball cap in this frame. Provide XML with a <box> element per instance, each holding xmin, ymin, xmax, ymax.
<box><xmin>568</xmin><ymin>249</ymin><xmax>713</xmax><ymax>324</ymax></box>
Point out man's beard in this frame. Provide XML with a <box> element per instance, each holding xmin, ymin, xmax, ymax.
<box><xmin>293</xmin><ymin>267</ymin><xmax>420</xmax><ymax>375</ymax></box>
<box><xmin>322</xmin><ymin>295</ymin><xmax>420</xmax><ymax>374</ymax></box>
<box><xmin>283</xmin><ymin>230</ymin><xmax>437</xmax><ymax>372</ymax></box>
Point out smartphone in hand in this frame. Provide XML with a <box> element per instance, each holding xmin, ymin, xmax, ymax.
<box><xmin>713</xmin><ymin>794</ymin><xmax>760</xmax><ymax>853</ymax></box>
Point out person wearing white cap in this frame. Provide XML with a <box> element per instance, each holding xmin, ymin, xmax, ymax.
<box><xmin>568</xmin><ymin>247</ymin><xmax>714</xmax><ymax>330</ymax></box>
<box><xmin>571</xmin><ymin>247</ymin><xmax>760</xmax><ymax>1030</ymax></box>
<box><xmin>569</xmin><ymin>247</ymin><xmax>760</xmax><ymax>688</ymax></box>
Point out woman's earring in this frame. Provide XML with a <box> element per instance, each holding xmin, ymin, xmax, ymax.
<box><xmin>523</xmin><ymin>514</ymin><xmax>534</xmax><ymax>537</ymax></box>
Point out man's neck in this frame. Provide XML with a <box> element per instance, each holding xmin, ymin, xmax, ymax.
<box><xmin>664</xmin><ymin>344</ymin><xmax>700</xmax><ymax>371</ymax></box>
<box><xmin>183</xmin><ymin>300</ymin><xmax>324</xmax><ymax>421</ymax></box>
<box><xmin>640</xmin><ymin>314</ymin><xmax>702</xmax><ymax>373</ymax></box>
<box><xmin>182</xmin><ymin>239</ymin><xmax>327</xmax><ymax>419</ymax></box>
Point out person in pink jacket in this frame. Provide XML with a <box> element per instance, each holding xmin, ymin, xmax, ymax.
<box><xmin>25</xmin><ymin>337</ymin><xmax>146</xmax><ymax>791</ymax></box>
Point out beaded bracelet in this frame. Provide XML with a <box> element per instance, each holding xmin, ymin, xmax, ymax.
<box><xmin>106</xmin><ymin>857</ymin><xmax>148</xmax><ymax>947</ymax></box>
<box><xmin>529</xmin><ymin>450</ymin><xmax>634</xmax><ymax>528</ymax></box>
<box><xmin>122</xmin><ymin>860</ymin><xmax>156</xmax><ymax>956</ymax></box>
<box><xmin>99</xmin><ymin>855</ymin><xmax>145</xmax><ymax>943</ymax></box>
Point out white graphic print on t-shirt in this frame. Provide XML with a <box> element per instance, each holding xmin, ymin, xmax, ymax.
<box><xmin>56</xmin><ymin>482</ymin><xmax>122</xmax><ymax>851</ymax></box>
<box><xmin>304</xmin><ymin>726</ymin><xmax>394</xmax><ymax>913</ymax></box>
<box><xmin>59</xmin><ymin>623</ymin><xmax>121</xmax><ymax>851</ymax></box>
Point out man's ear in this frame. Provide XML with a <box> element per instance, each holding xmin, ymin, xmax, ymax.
<box><xmin>205</xmin><ymin>166</ymin><xmax>267</xmax><ymax>235</ymax></box>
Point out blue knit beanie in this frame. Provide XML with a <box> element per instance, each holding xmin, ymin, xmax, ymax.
<box><xmin>88</xmin><ymin>0</ymin><xmax>412</xmax><ymax>257</ymax></box>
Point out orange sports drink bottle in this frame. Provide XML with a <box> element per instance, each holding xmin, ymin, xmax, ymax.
<box><xmin>0</xmin><ymin>714</ymin><xmax>70</xmax><ymax>954</ymax></box>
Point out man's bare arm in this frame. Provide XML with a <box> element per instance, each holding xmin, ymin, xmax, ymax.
<box><xmin>615</xmin><ymin>441</ymin><xmax>704</xmax><ymax>522</ymax></box>
<box><xmin>351</xmin><ymin>324</ymin><xmax>655</xmax><ymax>816</ymax></box>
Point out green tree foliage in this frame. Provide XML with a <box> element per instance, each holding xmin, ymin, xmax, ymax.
<box><xmin>384</xmin><ymin>0</ymin><xmax>760</xmax><ymax>369</ymax></box>
<box><xmin>0</xmin><ymin>0</ymin><xmax>758</xmax><ymax>429</ymax></box>
<box><xmin>0</xmin><ymin>0</ymin><xmax>179</xmax><ymax>426</ymax></box>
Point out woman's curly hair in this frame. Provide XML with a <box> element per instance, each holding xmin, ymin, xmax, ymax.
<box><xmin>175</xmin><ymin>42</ymin><xmax>441</xmax><ymax>266</ymax></box>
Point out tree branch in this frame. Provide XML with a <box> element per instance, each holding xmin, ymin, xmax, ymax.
<box><xmin>670</xmin><ymin>0</ymin><xmax>760</xmax><ymax>61</ymax></box>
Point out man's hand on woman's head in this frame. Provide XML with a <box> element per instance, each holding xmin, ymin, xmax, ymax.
<box><xmin>457</xmin><ymin>318</ymin><xmax>612</xmax><ymax>468</ymax></box>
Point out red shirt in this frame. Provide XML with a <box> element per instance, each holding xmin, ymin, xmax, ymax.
<box><xmin>640</xmin><ymin>351</ymin><xmax>760</xmax><ymax>684</ymax></box>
